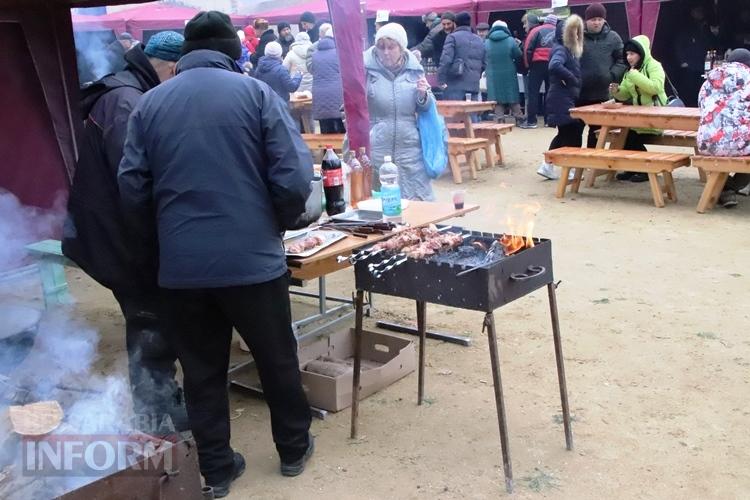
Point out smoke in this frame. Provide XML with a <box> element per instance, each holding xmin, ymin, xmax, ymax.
<box><xmin>74</xmin><ymin>31</ymin><xmax>117</xmax><ymax>84</ymax></box>
<box><xmin>0</xmin><ymin>190</ymin><xmax>66</xmax><ymax>273</ymax></box>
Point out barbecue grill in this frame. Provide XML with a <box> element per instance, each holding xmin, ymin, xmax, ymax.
<box><xmin>349</xmin><ymin>226</ymin><xmax>573</xmax><ymax>493</ymax></box>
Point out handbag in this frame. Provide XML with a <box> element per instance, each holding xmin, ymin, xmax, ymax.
<box><xmin>417</xmin><ymin>96</ymin><xmax>448</xmax><ymax>179</ymax></box>
<box><xmin>450</xmin><ymin>57</ymin><xmax>465</xmax><ymax>77</ymax></box>
<box><xmin>664</xmin><ymin>74</ymin><xmax>685</xmax><ymax>107</ymax></box>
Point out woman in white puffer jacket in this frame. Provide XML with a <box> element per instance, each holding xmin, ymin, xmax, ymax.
<box><xmin>283</xmin><ymin>32</ymin><xmax>313</xmax><ymax>92</ymax></box>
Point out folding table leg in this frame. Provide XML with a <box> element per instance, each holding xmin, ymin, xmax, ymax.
<box><xmin>547</xmin><ymin>283</ymin><xmax>574</xmax><ymax>451</ymax></box>
<box><xmin>416</xmin><ymin>300</ymin><xmax>427</xmax><ymax>405</ymax></box>
<box><xmin>483</xmin><ymin>312</ymin><xmax>513</xmax><ymax>493</ymax></box>
<box><xmin>350</xmin><ymin>290</ymin><xmax>365</xmax><ymax>439</ymax></box>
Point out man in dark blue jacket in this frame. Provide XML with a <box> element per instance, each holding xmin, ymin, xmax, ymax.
<box><xmin>438</xmin><ymin>11</ymin><xmax>485</xmax><ymax>102</ymax></box>
<box><xmin>63</xmin><ymin>31</ymin><xmax>188</xmax><ymax>435</ymax></box>
<box><xmin>118</xmin><ymin>11</ymin><xmax>314</xmax><ymax>498</ymax></box>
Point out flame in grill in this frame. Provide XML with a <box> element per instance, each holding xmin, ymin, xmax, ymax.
<box><xmin>499</xmin><ymin>203</ymin><xmax>540</xmax><ymax>255</ymax></box>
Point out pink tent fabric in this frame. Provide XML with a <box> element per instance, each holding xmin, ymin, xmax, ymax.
<box><xmin>71</xmin><ymin>12</ymin><xmax>127</xmax><ymax>34</ymax></box>
<box><xmin>115</xmin><ymin>4</ymin><xmax>250</xmax><ymax>41</ymax></box>
<box><xmin>259</xmin><ymin>0</ymin><xmax>330</xmax><ymax>23</ymax></box>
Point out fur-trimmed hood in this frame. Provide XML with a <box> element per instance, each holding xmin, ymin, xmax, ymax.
<box><xmin>559</xmin><ymin>14</ymin><xmax>584</xmax><ymax>59</ymax></box>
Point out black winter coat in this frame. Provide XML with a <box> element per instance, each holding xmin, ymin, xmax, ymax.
<box><xmin>251</xmin><ymin>29</ymin><xmax>278</xmax><ymax>66</ymax></box>
<box><xmin>546</xmin><ymin>23</ymin><xmax>582</xmax><ymax>127</ymax></box>
<box><xmin>579</xmin><ymin>23</ymin><xmax>626</xmax><ymax>102</ymax></box>
<box><xmin>118</xmin><ymin>50</ymin><xmax>313</xmax><ymax>289</ymax></box>
<box><xmin>63</xmin><ymin>45</ymin><xmax>161</xmax><ymax>292</ymax></box>
<box><xmin>438</xmin><ymin>26</ymin><xmax>486</xmax><ymax>92</ymax></box>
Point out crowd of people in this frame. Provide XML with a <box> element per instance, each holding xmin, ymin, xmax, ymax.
<box><xmin>64</xmin><ymin>4</ymin><xmax>749</xmax><ymax>497</ymax></box>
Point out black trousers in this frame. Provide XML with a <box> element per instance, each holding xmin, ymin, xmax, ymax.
<box><xmin>112</xmin><ymin>290</ymin><xmax>187</xmax><ymax>434</ymax></box>
<box><xmin>162</xmin><ymin>274</ymin><xmax>311</xmax><ymax>485</ymax></box>
<box><xmin>319</xmin><ymin>118</ymin><xmax>346</xmax><ymax>134</ymax></box>
<box><xmin>527</xmin><ymin>61</ymin><xmax>549</xmax><ymax>125</ymax></box>
<box><xmin>549</xmin><ymin>120</ymin><xmax>585</xmax><ymax>151</ymax></box>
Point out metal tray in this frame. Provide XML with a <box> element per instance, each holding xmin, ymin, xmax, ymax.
<box><xmin>330</xmin><ymin>209</ymin><xmax>383</xmax><ymax>224</ymax></box>
<box><xmin>285</xmin><ymin>230</ymin><xmax>347</xmax><ymax>258</ymax></box>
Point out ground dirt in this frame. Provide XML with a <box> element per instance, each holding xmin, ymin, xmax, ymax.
<box><xmin>63</xmin><ymin>127</ymin><xmax>750</xmax><ymax>499</ymax></box>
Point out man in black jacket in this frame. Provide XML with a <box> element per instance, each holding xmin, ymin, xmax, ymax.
<box><xmin>63</xmin><ymin>31</ymin><xmax>187</xmax><ymax>435</ymax></box>
<box><xmin>278</xmin><ymin>22</ymin><xmax>294</xmax><ymax>57</ymax></box>
<box><xmin>118</xmin><ymin>12</ymin><xmax>314</xmax><ymax>498</ymax></box>
<box><xmin>438</xmin><ymin>12</ymin><xmax>485</xmax><ymax>102</ymax></box>
<box><xmin>578</xmin><ymin>3</ymin><xmax>626</xmax><ymax>146</ymax></box>
<box><xmin>412</xmin><ymin>11</ymin><xmax>455</xmax><ymax>65</ymax></box>
<box><xmin>250</xmin><ymin>18</ymin><xmax>277</xmax><ymax>66</ymax></box>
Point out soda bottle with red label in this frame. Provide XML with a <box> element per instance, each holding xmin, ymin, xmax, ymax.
<box><xmin>321</xmin><ymin>146</ymin><xmax>346</xmax><ymax>215</ymax></box>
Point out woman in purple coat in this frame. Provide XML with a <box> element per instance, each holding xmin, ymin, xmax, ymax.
<box><xmin>310</xmin><ymin>27</ymin><xmax>345</xmax><ymax>133</ymax></box>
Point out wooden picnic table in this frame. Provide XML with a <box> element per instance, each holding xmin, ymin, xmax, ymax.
<box><xmin>570</xmin><ymin>104</ymin><xmax>701</xmax><ymax>187</ymax></box>
<box><xmin>301</xmin><ymin>133</ymin><xmax>346</xmax><ymax>152</ymax></box>
<box><xmin>287</xmin><ymin>201</ymin><xmax>479</xmax><ymax>282</ymax></box>
<box><xmin>437</xmin><ymin>100</ymin><xmax>496</xmax><ymax>139</ymax></box>
<box><xmin>289</xmin><ymin>95</ymin><xmax>312</xmax><ymax>111</ymax></box>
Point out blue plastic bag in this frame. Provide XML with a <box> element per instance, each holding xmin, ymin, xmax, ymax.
<box><xmin>417</xmin><ymin>98</ymin><xmax>448</xmax><ymax>179</ymax></box>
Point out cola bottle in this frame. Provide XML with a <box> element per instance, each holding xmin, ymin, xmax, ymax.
<box><xmin>321</xmin><ymin>146</ymin><xmax>346</xmax><ymax>216</ymax></box>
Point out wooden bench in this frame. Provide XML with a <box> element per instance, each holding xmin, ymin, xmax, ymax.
<box><xmin>447</xmin><ymin>122</ymin><xmax>514</xmax><ymax>166</ymax></box>
<box><xmin>693</xmin><ymin>156</ymin><xmax>750</xmax><ymax>213</ymax></box>
<box><xmin>594</xmin><ymin>128</ymin><xmax>706</xmax><ymax>183</ymax></box>
<box><xmin>544</xmin><ymin>147</ymin><xmax>692</xmax><ymax>207</ymax></box>
<box><xmin>301</xmin><ymin>133</ymin><xmax>346</xmax><ymax>152</ymax></box>
<box><xmin>447</xmin><ymin>137</ymin><xmax>491</xmax><ymax>184</ymax></box>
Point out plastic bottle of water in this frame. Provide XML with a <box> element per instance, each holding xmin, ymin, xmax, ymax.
<box><xmin>379</xmin><ymin>155</ymin><xmax>402</xmax><ymax>222</ymax></box>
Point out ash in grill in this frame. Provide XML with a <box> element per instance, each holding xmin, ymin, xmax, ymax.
<box><xmin>348</xmin><ymin>225</ymin><xmax>573</xmax><ymax>494</ymax></box>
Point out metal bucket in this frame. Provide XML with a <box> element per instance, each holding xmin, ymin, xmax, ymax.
<box><xmin>0</xmin><ymin>304</ymin><xmax>41</xmax><ymax>375</ymax></box>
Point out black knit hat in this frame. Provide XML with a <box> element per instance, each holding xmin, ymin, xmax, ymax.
<box><xmin>300</xmin><ymin>11</ymin><xmax>316</xmax><ymax>24</ymax></box>
<box><xmin>441</xmin><ymin>11</ymin><xmax>456</xmax><ymax>22</ymax></box>
<box><xmin>728</xmin><ymin>48</ymin><xmax>750</xmax><ymax>68</ymax></box>
<box><xmin>585</xmin><ymin>3</ymin><xmax>607</xmax><ymax>20</ymax></box>
<box><xmin>182</xmin><ymin>11</ymin><xmax>242</xmax><ymax>60</ymax></box>
<box><xmin>456</xmin><ymin>11</ymin><xmax>472</xmax><ymax>27</ymax></box>
<box><xmin>278</xmin><ymin>22</ymin><xmax>291</xmax><ymax>32</ymax></box>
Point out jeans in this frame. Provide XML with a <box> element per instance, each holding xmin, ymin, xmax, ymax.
<box><xmin>112</xmin><ymin>290</ymin><xmax>187</xmax><ymax>434</ymax></box>
<box><xmin>526</xmin><ymin>61</ymin><xmax>549</xmax><ymax>125</ymax></box>
<box><xmin>162</xmin><ymin>274</ymin><xmax>311</xmax><ymax>485</ymax></box>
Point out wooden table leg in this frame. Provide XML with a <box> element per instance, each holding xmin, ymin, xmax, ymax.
<box><xmin>464</xmin><ymin>115</ymin><xmax>475</xmax><ymax>138</ymax></box>
<box><xmin>484</xmin><ymin>312</ymin><xmax>513</xmax><ymax>493</ymax></box>
<box><xmin>483</xmin><ymin>142</ymin><xmax>494</xmax><ymax>169</ymax></box>
<box><xmin>495</xmin><ymin>134</ymin><xmax>504</xmax><ymax>166</ymax></box>
<box><xmin>586</xmin><ymin>126</ymin><xmax>610</xmax><ymax>188</ymax></box>
<box><xmin>350</xmin><ymin>290</ymin><xmax>365</xmax><ymax>439</ymax></box>
<box><xmin>469</xmin><ymin>151</ymin><xmax>479</xmax><ymax>179</ymax></box>
<box><xmin>697</xmin><ymin>172</ymin><xmax>729</xmax><ymax>213</ymax></box>
<box><xmin>448</xmin><ymin>153</ymin><xmax>462</xmax><ymax>184</ymax></box>
<box><xmin>663</xmin><ymin>171</ymin><xmax>677</xmax><ymax>202</ymax></box>
<box><xmin>571</xmin><ymin>166</ymin><xmax>585</xmax><ymax>193</ymax></box>
<box><xmin>416</xmin><ymin>300</ymin><xmax>427</xmax><ymax>405</ymax></box>
<box><xmin>648</xmin><ymin>173</ymin><xmax>666</xmax><ymax>208</ymax></box>
<box><xmin>556</xmin><ymin>167</ymin><xmax>572</xmax><ymax>199</ymax></box>
<box><xmin>547</xmin><ymin>283</ymin><xmax>574</xmax><ymax>451</ymax></box>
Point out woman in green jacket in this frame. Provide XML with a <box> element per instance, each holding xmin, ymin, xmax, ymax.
<box><xmin>609</xmin><ymin>35</ymin><xmax>667</xmax><ymax>182</ymax></box>
<box><xmin>485</xmin><ymin>20</ymin><xmax>522</xmax><ymax>119</ymax></box>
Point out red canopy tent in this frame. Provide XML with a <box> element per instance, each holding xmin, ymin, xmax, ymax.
<box><xmin>114</xmin><ymin>4</ymin><xmax>250</xmax><ymax>41</ymax></box>
<box><xmin>257</xmin><ymin>0</ymin><xmax>476</xmax><ymax>23</ymax></box>
<box><xmin>71</xmin><ymin>10</ymin><xmax>126</xmax><ymax>33</ymax></box>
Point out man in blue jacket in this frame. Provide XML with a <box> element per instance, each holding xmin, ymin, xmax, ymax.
<box><xmin>118</xmin><ymin>11</ymin><xmax>314</xmax><ymax>498</ymax></box>
<box><xmin>438</xmin><ymin>11</ymin><xmax>486</xmax><ymax>102</ymax></box>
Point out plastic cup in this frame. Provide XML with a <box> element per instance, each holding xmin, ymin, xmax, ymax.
<box><xmin>452</xmin><ymin>190</ymin><xmax>465</xmax><ymax>210</ymax></box>
<box><xmin>465</xmin><ymin>93</ymin><xmax>472</xmax><ymax>102</ymax></box>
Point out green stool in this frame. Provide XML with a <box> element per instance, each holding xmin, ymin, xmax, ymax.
<box><xmin>25</xmin><ymin>240</ymin><xmax>76</xmax><ymax>308</ymax></box>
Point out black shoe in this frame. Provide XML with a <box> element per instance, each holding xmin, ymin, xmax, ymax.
<box><xmin>719</xmin><ymin>191</ymin><xmax>738</xmax><ymax>208</ymax></box>
<box><xmin>630</xmin><ymin>173</ymin><xmax>649</xmax><ymax>183</ymax></box>
<box><xmin>280</xmin><ymin>433</ymin><xmax>315</xmax><ymax>477</ymax></box>
<box><xmin>519</xmin><ymin>121</ymin><xmax>538</xmax><ymax>129</ymax></box>
<box><xmin>210</xmin><ymin>452</ymin><xmax>246</xmax><ymax>499</ymax></box>
<box><xmin>616</xmin><ymin>171</ymin><xmax>635</xmax><ymax>181</ymax></box>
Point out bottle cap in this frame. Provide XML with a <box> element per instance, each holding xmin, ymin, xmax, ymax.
<box><xmin>384</xmin><ymin>155</ymin><xmax>392</xmax><ymax>162</ymax></box>
<box><xmin>325</xmin><ymin>144</ymin><xmax>333</xmax><ymax>149</ymax></box>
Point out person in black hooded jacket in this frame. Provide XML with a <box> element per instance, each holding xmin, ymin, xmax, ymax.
<box><xmin>63</xmin><ymin>31</ymin><xmax>188</xmax><ymax>434</ymax></box>
<box><xmin>250</xmin><ymin>18</ymin><xmax>278</xmax><ymax>66</ymax></box>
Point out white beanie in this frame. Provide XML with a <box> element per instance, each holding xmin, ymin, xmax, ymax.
<box><xmin>295</xmin><ymin>31</ymin><xmax>310</xmax><ymax>43</ymax></box>
<box><xmin>265</xmin><ymin>41</ymin><xmax>282</xmax><ymax>57</ymax></box>
<box><xmin>375</xmin><ymin>22</ymin><xmax>408</xmax><ymax>50</ymax></box>
<box><xmin>492</xmin><ymin>20</ymin><xmax>508</xmax><ymax>29</ymax></box>
<box><xmin>319</xmin><ymin>23</ymin><xmax>333</xmax><ymax>38</ymax></box>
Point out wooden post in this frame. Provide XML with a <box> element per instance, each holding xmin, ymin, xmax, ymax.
<box><xmin>350</xmin><ymin>290</ymin><xmax>365</xmax><ymax>439</ymax></box>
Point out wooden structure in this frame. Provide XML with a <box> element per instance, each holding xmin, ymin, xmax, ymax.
<box><xmin>437</xmin><ymin>100</ymin><xmax>496</xmax><ymax>139</ymax></box>
<box><xmin>693</xmin><ymin>156</ymin><xmax>750</xmax><ymax>213</ymax></box>
<box><xmin>545</xmin><ymin>147</ymin><xmax>691</xmax><ymax>207</ymax></box>
<box><xmin>448</xmin><ymin>122</ymin><xmax>514</xmax><ymax>166</ymax></box>
<box><xmin>301</xmin><ymin>133</ymin><xmax>346</xmax><ymax>152</ymax></box>
<box><xmin>446</xmin><ymin>137</ymin><xmax>491</xmax><ymax>184</ymax></box>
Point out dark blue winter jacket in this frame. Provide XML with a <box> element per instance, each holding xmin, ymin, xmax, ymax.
<box><xmin>118</xmin><ymin>50</ymin><xmax>313</xmax><ymax>289</ymax></box>
<box><xmin>254</xmin><ymin>55</ymin><xmax>301</xmax><ymax>102</ymax></box>
<box><xmin>438</xmin><ymin>26</ymin><xmax>486</xmax><ymax>92</ymax></box>
<box><xmin>545</xmin><ymin>23</ymin><xmax>582</xmax><ymax>127</ymax></box>
<box><xmin>310</xmin><ymin>37</ymin><xmax>344</xmax><ymax>120</ymax></box>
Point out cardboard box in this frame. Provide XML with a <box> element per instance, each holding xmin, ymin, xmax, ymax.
<box><xmin>298</xmin><ymin>328</ymin><xmax>416</xmax><ymax>412</ymax></box>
